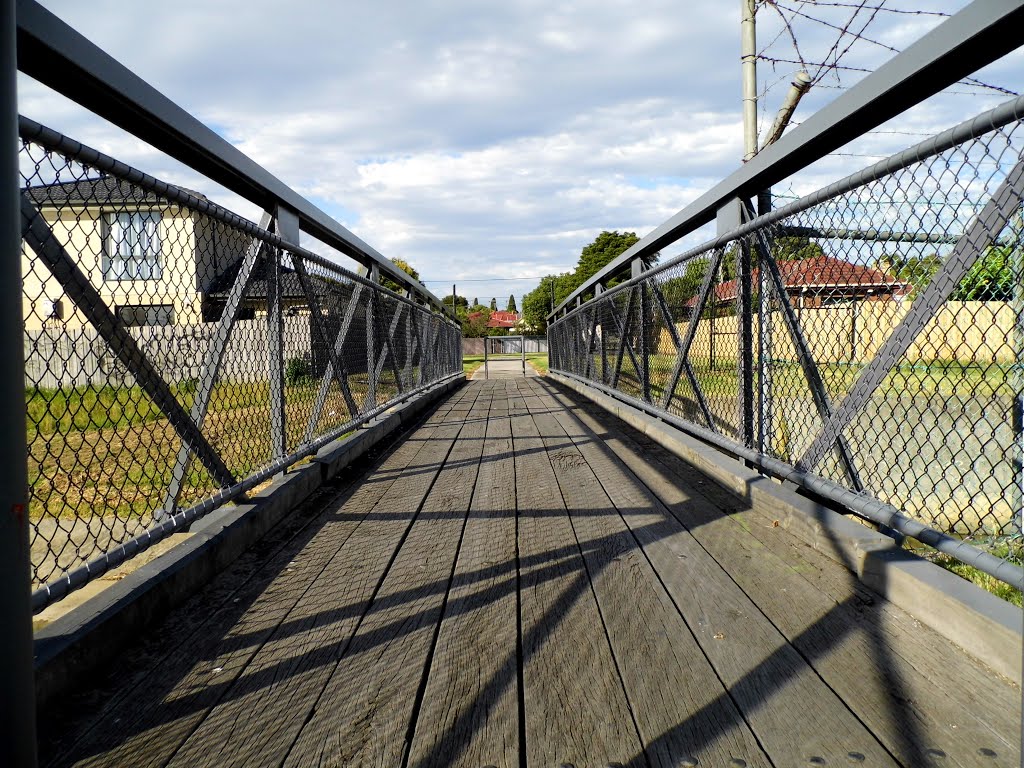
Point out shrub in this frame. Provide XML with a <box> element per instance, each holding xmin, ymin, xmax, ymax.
<box><xmin>285</xmin><ymin>356</ymin><xmax>311</xmax><ymax>385</ymax></box>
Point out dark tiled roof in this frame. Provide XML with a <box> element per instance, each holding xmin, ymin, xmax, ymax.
<box><xmin>207</xmin><ymin>254</ymin><xmax>349</xmax><ymax>303</ymax></box>
<box><xmin>23</xmin><ymin>176</ymin><xmax>204</xmax><ymax>207</ymax></box>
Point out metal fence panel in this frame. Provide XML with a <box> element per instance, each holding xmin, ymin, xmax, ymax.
<box><xmin>548</xmin><ymin>96</ymin><xmax>1024</xmax><ymax>588</ymax></box>
<box><xmin>20</xmin><ymin>121</ymin><xmax>461</xmax><ymax>609</ymax></box>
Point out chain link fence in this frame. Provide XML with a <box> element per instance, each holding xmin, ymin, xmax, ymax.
<box><xmin>549</xmin><ymin>95</ymin><xmax>1024</xmax><ymax>588</ymax></box>
<box><xmin>20</xmin><ymin>118</ymin><xmax>461</xmax><ymax>610</ymax></box>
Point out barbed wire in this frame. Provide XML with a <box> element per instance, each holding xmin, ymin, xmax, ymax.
<box><xmin>788</xmin><ymin>2</ymin><xmax>949</xmax><ymax>17</ymax></box>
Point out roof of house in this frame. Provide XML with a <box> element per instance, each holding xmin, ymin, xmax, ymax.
<box><xmin>206</xmin><ymin>254</ymin><xmax>346</xmax><ymax>303</ymax></box>
<box><xmin>695</xmin><ymin>255</ymin><xmax>909</xmax><ymax>306</ymax></box>
<box><xmin>24</xmin><ymin>176</ymin><xmax>205</xmax><ymax>208</ymax></box>
<box><xmin>486</xmin><ymin>310</ymin><xmax>520</xmax><ymax>328</ymax></box>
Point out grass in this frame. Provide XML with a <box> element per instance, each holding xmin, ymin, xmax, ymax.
<box><xmin>590</xmin><ymin>353</ymin><xmax>1016</xmax><ymax>402</ymax></box>
<box><xmin>927</xmin><ymin>540</ymin><xmax>1022</xmax><ymax>606</ymax></box>
<box><xmin>26</xmin><ymin>372</ymin><xmax>403</xmax><ymax>523</ymax></box>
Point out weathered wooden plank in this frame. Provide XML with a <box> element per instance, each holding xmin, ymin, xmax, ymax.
<box><xmin>512</xmin><ymin>379</ymin><xmax>643</xmax><ymax>766</ymax></box>
<box><xmin>536</xmin><ymin>380</ymin><xmax>898</xmax><ymax>767</ymax></box>
<box><xmin>279</xmin><ymin>385</ymin><xmax>493</xmax><ymax>767</ymax></box>
<box><xmin>407</xmin><ymin>381</ymin><xmax>520</xmax><ymax>768</ymax></box>
<box><xmin>48</xmin><ymin>385</ymin><xmax>480</xmax><ymax>768</ymax></box>
<box><xmin>161</xmin><ymin>385</ymin><xmax>484</xmax><ymax>768</ymax></box>
<box><xmin>526</xmin><ymin>382</ymin><xmax>770</xmax><ymax>768</ymax></box>
<box><xmin>564</xmin><ymin>391</ymin><xmax>1023</xmax><ymax>768</ymax></box>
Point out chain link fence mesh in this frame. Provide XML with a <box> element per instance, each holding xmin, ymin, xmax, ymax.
<box><xmin>20</xmin><ymin>120</ymin><xmax>461</xmax><ymax>607</ymax></box>
<box><xmin>549</xmin><ymin>97</ymin><xmax>1024</xmax><ymax>581</ymax></box>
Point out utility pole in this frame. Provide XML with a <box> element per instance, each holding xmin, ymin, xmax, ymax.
<box><xmin>741</xmin><ymin>0</ymin><xmax>758</xmax><ymax>163</ymax></box>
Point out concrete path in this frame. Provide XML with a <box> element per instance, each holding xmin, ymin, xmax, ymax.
<box><xmin>470</xmin><ymin>357</ymin><xmax>538</xmax><ymax>379</ymax></box>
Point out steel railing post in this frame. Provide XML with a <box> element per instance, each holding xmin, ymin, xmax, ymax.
<box><xmin>366</xmin><ymin>263</ymin><xmax>379</xmax><ymax>408</ymax></box>
<box><xmin>1</xmin><ymin>0</ymin><xmax>38</xmax><ymax>762</ymax></box>
<box><xmin>268</xmin><ymin>206</ymin><xmax>296</xmax><ymax>462</ymax></box>
<box><xmin>633</xmin><ymin>260</ymin><xmax>651</xmax><ymax>402</ymax></box>
<box><xmin>718</xmin><ymin>199</ymin><xmax>754</xmax><ymax>445</ymax></box>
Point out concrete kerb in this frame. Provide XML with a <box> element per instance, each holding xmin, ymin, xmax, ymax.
<box><xmin>33</xmin><ymin>373</ymin><xmax>466</xmax><ymax>712</ymax></box>
<box><xmin>548</xmin><ymin>372</ymin><xmax>1023</xmax><ymax>684</ymax></box>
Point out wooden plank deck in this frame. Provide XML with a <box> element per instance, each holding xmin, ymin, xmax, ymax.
<box><xmin>40</xmin><ymin>379</ymin><xmax>1021</xmax><ymax>768</ymax></box>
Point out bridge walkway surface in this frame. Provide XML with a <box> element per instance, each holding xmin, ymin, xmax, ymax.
<box><xmin>39</xmin><ymin>379</ymin><xmax>1020</xmax><ymax>768</ymax></box>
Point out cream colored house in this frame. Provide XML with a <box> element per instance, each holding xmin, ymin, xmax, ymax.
<box><xmin>22</xmin><ymin>177</ymin><xmax>250</xmax><ymax>331</ymax></box>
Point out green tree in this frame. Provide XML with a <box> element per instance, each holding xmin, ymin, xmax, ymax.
<box><xmin>520</xmin><ymin>231</ymin><xmax>654</xmax><ymax>333</ymax></box>
<box><xmin>953</xmin><ymin>246</ymin><xmax>1016</xmax><ymax>300</ymax></box>
<box><xmin>442</xmin><ymin>294</ymin><xmax>469</xmax><ymax>311</ymax></box>
<box><xmin>380</xmin><ymin>257</ymin><xmax>419</xmax><ymax>293</ymax></box>
<box><xmin>472</xmin><ymin>298</ymin><xmax>478</xmax><ymax>306</ymax></box>
<box><xmin>462</xmin><ymin>308</ymin><xmax>491</xmax><ymax>338</ymax></box>
<box><xmin>574</xmin><ymin>230</ymin><xmax>653</xmax><ymax>287</ymax></box>
<box><xmin>878</xmin><ymin>253</ymin><xmax>942</xmax><ymax>293</ymax></box>
<box><xmin>878</xmin><ymin>248</ymin><xmax>1017</xmax><ymax>300</ymax></box>
<box><xmin>489</xmin><ymin>297</ymin><xmax>497</xmax><ymax>310</ymax></box>
<box><xmin>771</xmin><ymin>235</ymin><xmax>825</xmax><ymax>263</ymax></box>
<box><xmin>659</xmin><ymin>259</ymin><xmax>710</xmax><ymax>313</ymax></box>
<box><xmin>507</xmin><ymin>294</ymin><xmax>517</xmax><ymax>312</ymax></box>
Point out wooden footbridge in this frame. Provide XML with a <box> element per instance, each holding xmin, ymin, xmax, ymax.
<box><xmin>37</xmin><ymin>379</ymin><xmax>1021</xmax><ymax>767</ymax></box>
<box><xmin>4</xmin><ymin>3</ymin><xmax>1024</xmax><ymax>767</ymax></box>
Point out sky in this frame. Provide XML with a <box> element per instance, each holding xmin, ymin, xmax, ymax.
<box><xmin>20</xmin><ymin>1</ymin><xmax>1024</xmax><ymax>311</ymax></box>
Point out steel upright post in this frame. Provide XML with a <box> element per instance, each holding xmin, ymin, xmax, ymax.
<box><xmin>0</xmin><ymin>0</ymin><xmax>38</xmax><ymax>764</ymax></box>
<box><xmin>633</xmin><ymin>259</ymin><xmax>651</xmax><ymax>402</ymax></box>
<box><xmin>366</xmin><ymin>263</ymin><xmax>379</xmax><ymax>407</ymax></box>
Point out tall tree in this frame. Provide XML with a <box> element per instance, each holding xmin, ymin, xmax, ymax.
<box><xmin>574</xmin><ymin>230</ymin><xmax>649</xmax><ymax>285</ymax></box>
<box><xmin>507</xmin><ymin>294</ymin><xmax>517</xmax><ymax>312</ymax></box>
<box><xmin>521</xmin><ymin>231</ymin><xmax>652</xmax><ymax>333</ymax></box>
<box><xmin>490</xmin><ymin>297</ymin><xmax>498</xmax><ymax>310</ymax></box>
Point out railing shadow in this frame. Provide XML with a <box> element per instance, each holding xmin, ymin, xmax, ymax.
<box><xmin>40</xmin><ymin>377</ymin><xmax>980</xmax><ymax>768</ymax></box>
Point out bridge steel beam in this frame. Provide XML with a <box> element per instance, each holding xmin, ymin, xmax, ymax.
<box><xmin>14</xmin><ymin>0</ymin><xmax>449</xmax><ymax>315</ymax></box>
<box><xmin>0</xmin><ymin>0</ymin><xmax>37</xmax><ymax>764</ymax></box>
<box><xmin>549</xmin><ymin>0</ymin><xmax>1024</xmax><ymax>318</ymax></box>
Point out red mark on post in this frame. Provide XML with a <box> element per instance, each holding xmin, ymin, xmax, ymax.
<box><xmin>12</xmin><ymin>503</ymin><xmax>25</xmax><ymax>526</ymax></box>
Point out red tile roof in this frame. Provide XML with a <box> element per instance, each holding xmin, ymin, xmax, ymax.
<box><xmin>693</xmin><ymin>256</ymin><xmax>909</xmax><ymax>306</ymax></box>
<box><xmin>486</xmin><ymin>311</ymin><xmax>520</xmax><ymax>328</ymax></box>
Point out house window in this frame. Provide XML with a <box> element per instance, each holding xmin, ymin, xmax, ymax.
<box><xmin>104</xmin><ymin>211</ymin><xmax>162</xmax><ymax>280</ymax></box>
<box><xmin>117</xmin><ymin>304</ymin><xmax>175</xmax><ymax>327</ymax></box>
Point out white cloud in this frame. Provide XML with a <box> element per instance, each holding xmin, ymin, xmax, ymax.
<box><xmin>23</xmin><ymin>0</ymin><xmax>1017</xmax><ymax>308</ymax></box>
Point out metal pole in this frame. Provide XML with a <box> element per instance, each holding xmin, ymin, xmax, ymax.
<box><xmin>522</xmin><ymin>334</ymin><xmax>526</xmax><ymax>376</ymax></box>
<box><xmin>741</xmin><ymin>0</ymin><xmax>758</xmax><ymax>162</ymax></box>
<box><xmin>1</xmin><ymin>0</ymin><xmax>38</xmax><ymax>762</ymax></box>
<box><xmin>484</xmin><ymin>335</ymin><xmax>488</xmax><ymax>380</ymax></box>
<box><xmin>633</xmin><ymin>259</ymin><xmax>651</xmax><ymax>402</ymax></box>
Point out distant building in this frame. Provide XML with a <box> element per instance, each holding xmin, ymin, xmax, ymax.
<box><xmin>21</xmin><ymin>177</ymin><xmax>315</xmax><ymax>330</ymax></box>
<box><xmin>486</xmin><ymin>310</ymin><xmax>520</xmax><ymax>329</ymax></box>
<box><xmin>695</xmin><ymin>255</ymin><xmax>911</xmax><ymax>311</ymax></box>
